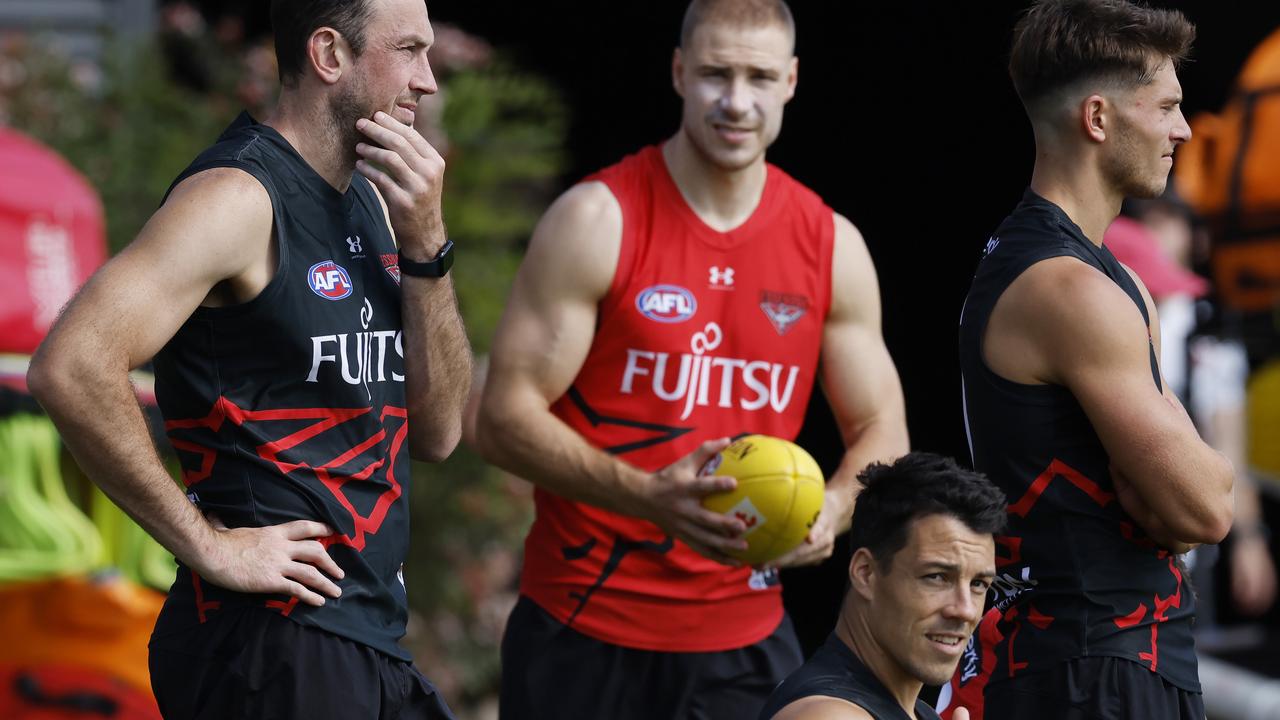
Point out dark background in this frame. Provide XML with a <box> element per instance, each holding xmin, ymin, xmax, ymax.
<box><xmin>194</xmin><ymin>0</ymin><xmax>1280</xmax><ymax>655</ymax></box>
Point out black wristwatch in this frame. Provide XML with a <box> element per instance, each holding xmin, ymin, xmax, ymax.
<box><xmin>398</xmin><ymin>240</ymin><xmax>454</xmax><ymax>278</ymax></box>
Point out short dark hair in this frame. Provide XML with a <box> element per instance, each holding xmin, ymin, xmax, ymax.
<box><xmin>848</xmin><ymin>453</ymin><xmax>1006</xmax><ymax>572</ymax></box>
<box><xmin>1008</xmin><ymin>0</ymin><xmax>1195</xmax><ymax>113</ymax></box>
<box><xmin>270</xmin><ymin>0</ymin><xmax>377</xmax><ymax>86</ymax></box>
<box><xmin>679</xmin><ymin>0</ymin><xmax>795</xmax><ymax>52</ymax></box>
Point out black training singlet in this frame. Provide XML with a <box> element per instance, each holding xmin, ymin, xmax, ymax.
<box><xmin>152</xmin><ymin>112</ymin><xmax>414</xmax><ymax>660</ymax></box>
<box><xmin>957</xmin><ymin>189</ymin><xmax>1198</xmax><ymax>692</ymax></box>
<box><xmin>758</xmin><ymin>633</ymin><xmax>940</xmax><ymax>720</ymax></box>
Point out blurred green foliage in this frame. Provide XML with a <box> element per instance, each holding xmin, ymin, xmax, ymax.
<box><xmin>2</xmin><ymin>21</ymin><xmax>564</xmax><ymax>711</ymax></box>
<box><xmin>1</xmin><ymin>37</ymin><xmax>237</xmax><ymax>253</ymax></box>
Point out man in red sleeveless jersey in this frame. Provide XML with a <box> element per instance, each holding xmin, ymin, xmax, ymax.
<box><xmin>477</xmin><ymin>1</ymin><xmax>909</xmax><ymax>717</ymax></box>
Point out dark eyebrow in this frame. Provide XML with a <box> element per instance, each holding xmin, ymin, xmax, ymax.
<box><xmin>920</xmin><ymin>561</ymin><xmax>996</xmax><ymax>580</ymax></box>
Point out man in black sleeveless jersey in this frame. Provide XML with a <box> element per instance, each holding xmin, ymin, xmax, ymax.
<box><xmin>760</xmin><ymin>453</ymin><xmax>1002</xmax><ymax>720</ymax></box>
<box><xmin>953</xmin><ymin>2</ymin><xmax>1235</xmax><ymax>719</ymax></box>
<box><xmin>27</xmin><ymin>1</ymin><xmax>471</xmax><ymax>717</ymax></box>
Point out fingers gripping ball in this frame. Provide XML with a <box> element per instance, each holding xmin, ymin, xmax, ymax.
<box><xmin>699</xmin><ymin>435</ymin><xmax>824</xmax><ymax>565</ymax></box>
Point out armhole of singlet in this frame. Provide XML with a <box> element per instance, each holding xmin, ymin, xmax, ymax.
<box><xmin>966</xmin><ymin>246</ymin><xmax>1077</xmax><ymax>406</ymax></box>
<box><xmin>1100</xmin><ymin>252</ymin><xmax>1165</xmax><ymax>394</ymax></box>
<box><xmin>818</xmin><ymin>205</ymin><xmax>836</xmax><ymax>322</ymax></box>
<box><xmin>178</xmin><ymin>159</ymin><xmax>291</xmax><ymax>321</ymax></box>
<box><xmin>593</xmin><ymin>179</ymin><xmax>635</xmax><ymax>323</ymax></box>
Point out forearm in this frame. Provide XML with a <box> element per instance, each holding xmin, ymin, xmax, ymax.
<box><xmin>826</xmin><ymin>415</ymin><xmax>910</xmax><ymax>534</ymax></box>
<box><xmin>400</xmin><ymin>274</ymin><xmax>472</xmax><ymax>462</ymax></box>
<box><xmin>1124</xmin><ymin>444</ymin><xmax>1233</xmax><ymax>544</ymax></box>
<box><xmin>477</xmin><ymin>396</ymin><xmax>649</xmax><ymax>517</ymax></box>
<box><xmin>28</xmin><ymin>361</ymin><xmax>215</xmax><ymax>568</ymax></box>
<box><xmin>1139</xmin><ymin>395</ymin><xmax>1235</xmax><ymax>542</ymax></box>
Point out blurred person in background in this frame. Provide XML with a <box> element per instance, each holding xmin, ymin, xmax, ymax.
<box><xmin>476</xmin><ymin>0</ymin><xmax>909</xmax><ymax>717</ymax></box>
<box><xmin>1109</xmin><ymin>194</ymin><xmax>1278</xmax><ymax>619</ymax></box>
<box><xmin>26</xmin><ymin>0</ymin><xmax>471</xmax><ymax>717</ymax></box>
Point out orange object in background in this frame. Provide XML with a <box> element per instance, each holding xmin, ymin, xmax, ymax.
<box><xmin>0</xmin><ymin>576</ymin><xmax>163</xmax><ymax>697</ymax></box>
<box><xmin>1177</xmin><ymin>26</ymin><xmax>1280</xmax><ymax>313</ymax></box>
<box><xmin>0</xmin><ymin>664</ymin><xmax>160</xmax><ymax>719</ymax></box>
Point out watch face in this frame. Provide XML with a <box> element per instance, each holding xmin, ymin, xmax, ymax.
<box><xmin>400</xmin><ymin>240</ymin><xmax>453</xmax><ymax>277</ymax></box>
<box><xmin>438</xmin><ymin>241</ymin><xmax>454</xmax><ymax>273</ymax></box>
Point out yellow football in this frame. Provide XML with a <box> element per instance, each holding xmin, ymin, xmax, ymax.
<box><xmin>699</xmin><ymin>434</ymin><xmax>825</xmax><ymax>565</ymax></box>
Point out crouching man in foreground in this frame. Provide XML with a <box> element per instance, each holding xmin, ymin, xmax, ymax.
<box><xmin>760</xmin><ymin>453</ymin><xmax>1005</xmax><ymax>720</ymax></box>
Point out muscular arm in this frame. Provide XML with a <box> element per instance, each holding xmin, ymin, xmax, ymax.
<box><xmin>772</xmin><ymin>214</ymin><xmax>909</xmax><ymax>568</ymax></box>
<box><xmin>27</xmin><ymin>169</ymin><xmax>343</xmax><ymax>605</ymax></box>
<box><xmin>356</xmin><ymin>112</ymin><xmax>471</xmax><ymax>462</ymax></box>
<box><xmin>986</xmin><ymin>258</ymin><xmax>1233</xmax><ymax>545</ymax></box>
<box><xmin>476</xmin><ymin>182</ymin><xmax>748</xmax><ymax>562</ymax></box>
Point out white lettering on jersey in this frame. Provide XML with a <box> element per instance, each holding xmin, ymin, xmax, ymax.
<box><xmin>619</xmin><ymin>322</ymin><xmax>801</xmax><ymax>420</ymax></box>
<box><xmin>306</xmin><ymin>300</ymin><xmax>404</xmax><ymax>393</ymax></box>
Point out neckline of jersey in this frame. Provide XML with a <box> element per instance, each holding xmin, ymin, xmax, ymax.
<box><xmin>650</xmin><ymin>144</ymin><xmax>779</xmax><ymax>252</ymax></box>
<box><xmin>1019</xmin><ymin>187</ymin><xmax>1117</xmax><ymax>271</ymax></box>
<box><xmin>240</xmin><ymin>112</ymin><xmax>359</xmax><ymax>212</ymax></box>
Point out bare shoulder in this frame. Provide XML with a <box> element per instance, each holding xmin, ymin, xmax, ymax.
<box><xmin>829</xmin><ymin>212</ymin><xmax>880</xmax><ymax>322</ymax></box>
<box><xmin>1116</xmin><ymin>261</ymin><xmax>1158</xmax><ymax>316</ymax></box>
<box><xmin>150</xmin><ymin>166</ymin><xmax>273</xmax><ymax>261</ymax></box>
<box><xmin>163</xmin><ymin>166</ymin><xmax>271</xmax><ymax>214</ymax></box>
<box><xmin>990</xmin><ymin>256</ymin><xmax>1152</xmax><ymax>384</ymax></box>
<box><xmin>1009</xmin><ymin>257</ymin><xmax>1149</xmax><ymax>342</ymax></box>
<box><xmin>536</xmin><ymin>180</ymin><xmax>622</xmax><ymax>247</ymax></box>
<box><xmin>519</xmin><ymin>180</ymin><xmax>623</xmax><ymax>301</ymax></box>
<box><xmin>771</xmin><ymin>695</ymin><xmax>875</xmax><ymax>720</ymax></box>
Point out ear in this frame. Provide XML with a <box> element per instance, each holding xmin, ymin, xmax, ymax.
<box><xmin>1081</xmin><ymin>93</ymin><xmax>1108</xmax><ymax>144</ymax></box>
<box><xmin>784</xmin><ymin>56</ymin><xmax>798</xmax><ymax>103</ymax></box>
<box><xmin>307</xmin><ymin>27</ymin><xmax>350</xmax><ymax>86</ymax></box>
<box><xmin>849</xmin><ymin>547</ymin><xmax>877</xmax><ymax>601</ymax></box>
<box><xmin>672</xmin><ymin>47</ymin><xmax>686</xmax><ymax>97</ymax></box>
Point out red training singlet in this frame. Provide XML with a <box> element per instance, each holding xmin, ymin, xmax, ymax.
<box><xmin>520</xmin><ymin>144</ymin><xmax>835</xmax><ymax>651</ymax></box>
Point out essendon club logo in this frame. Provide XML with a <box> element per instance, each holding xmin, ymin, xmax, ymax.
<box><xmin>380</xmin><ymin>253</ymin><xmax>401</xmax><ymax>285</ymax></box>
<box><xmin>759</xmin><ymin>291</ymin><xmax>809</xmax><ymax>335</ymax></box>
<box><xmin>308</xmin><ymin>260</ymin><xmax>353</xmax><ymax>300</ymax></box>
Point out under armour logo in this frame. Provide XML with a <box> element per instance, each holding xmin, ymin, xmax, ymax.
<box><xmin>709</xmin><ymin>266</ymin><xmax>735</xmax><ymax>286</ymax></box>
<box><xmin>346</xmin><ymin>236</ymin><xmax>363</xmax><ymax>254</ymax></box>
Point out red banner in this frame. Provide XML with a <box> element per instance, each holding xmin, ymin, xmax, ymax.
<box><xmin>0</xmin><ymin>128</ymin><xmax>106</xmax><ymax>355</ymax></box>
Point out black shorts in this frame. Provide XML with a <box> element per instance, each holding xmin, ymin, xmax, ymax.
<box><xmin>149</xmin><ymin>606</ymin><xmax>454</xmax><ymax>720</ymax></box>
<box><xmin>983</xmin><ymin>656</ymin><xmax>1204</xmax><ymax>720</ymax></box>
<box><xmin>500</xmin><ymin>595</ymin><xmax>803</xmax><ymax>720</ymax></box>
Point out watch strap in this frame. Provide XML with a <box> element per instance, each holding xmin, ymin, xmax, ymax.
<box><xmin>398</xmin><ymin>240</ymin><xmax>454</xmax><ymax>278</ymax></box>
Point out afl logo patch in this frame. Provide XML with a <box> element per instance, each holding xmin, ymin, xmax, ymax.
<box><xmin>308</xmin><ymin>260</ymin><xmax>354</xmax><ymax>300</ymax></box>
<box><xmin>636</xmin><ymin>285</ymin><xmax>697</xmax><ymax>323</ymax></box>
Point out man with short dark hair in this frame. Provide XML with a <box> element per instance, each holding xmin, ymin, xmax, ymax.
<box><xmin>477</xmin><ymin>0</ymin><xmax>909</xmax><ymax>717</ymax></box>
<box><xmin>760</xmin><ymin>453</ymin><xmax>1004</xmax><ymax>720</ymax></box>
<box><xmin>27</xmin><ymin>0</ymin><xmax>471</xmax><ymax>717</ymax></box>
<box><xmin>955</xmin><ymin>0</ymin><xmax>1234</xmax><ymax>717</ymax></box>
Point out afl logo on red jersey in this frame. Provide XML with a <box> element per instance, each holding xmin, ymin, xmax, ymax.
<box><xmin>636</xmin><ymin>285</ymin><xmax>697</xmax><ymax>323</ymax></box>
<box><xmin>308</xmin><ymin>260</ymin><xmax>354</xmax><ymax>300</ymax></box>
